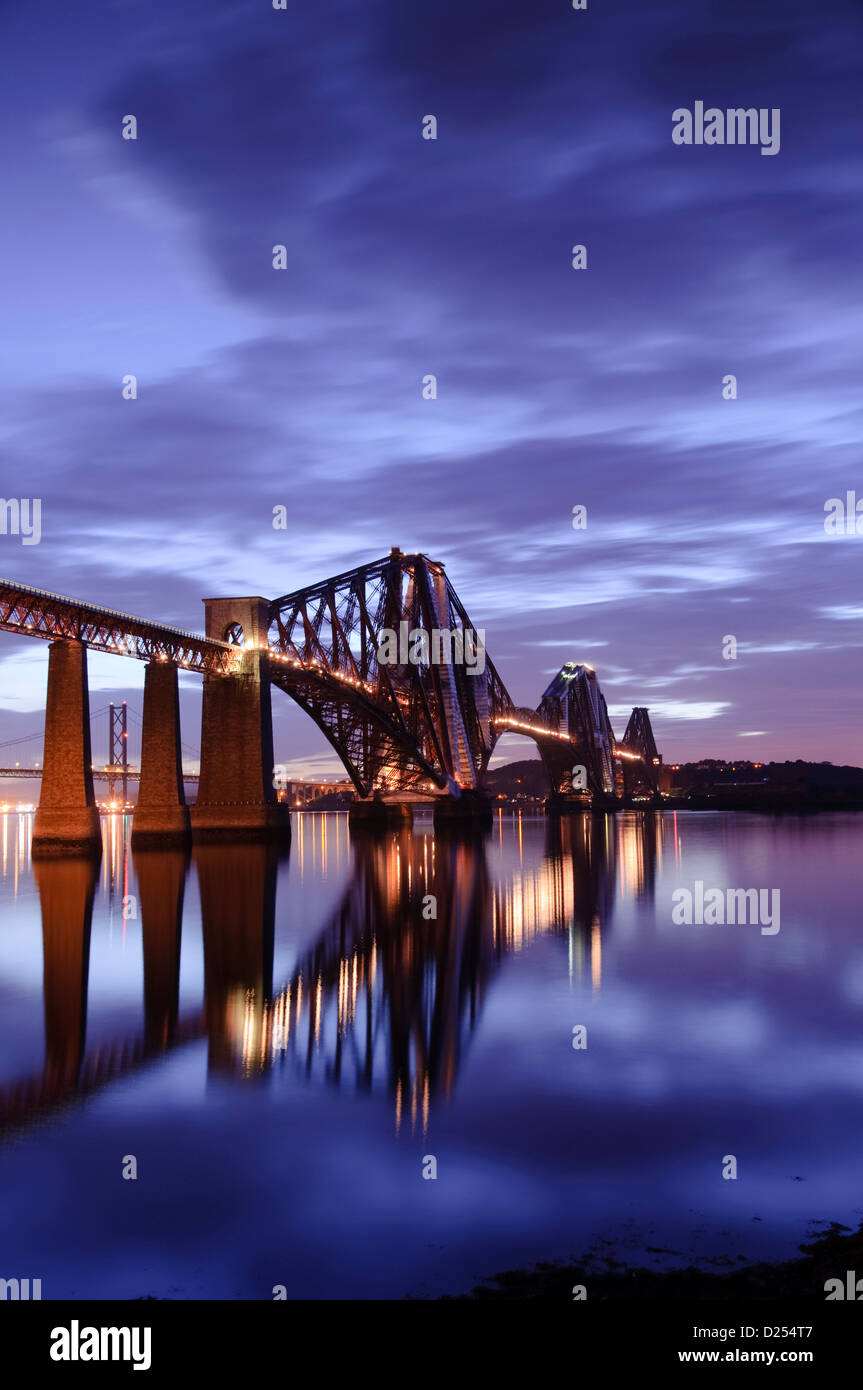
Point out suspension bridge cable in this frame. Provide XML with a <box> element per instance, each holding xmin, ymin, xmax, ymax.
<box><xmin>124</xmin><ymin>704</ymin><xmax>200</xmax><ymax>759</ymax></box>
<box><xmin>0</xmin><ymin>731</ymin><xmax>45</xmax><ymax>750</ymax></box>
<box><xmin>0</xmin><ymin>705</ymin><xmax>118</xmax><ymax>751</ymax></box>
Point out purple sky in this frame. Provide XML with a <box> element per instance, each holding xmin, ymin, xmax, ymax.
<box><xmin>1</xmin><ymin>0</ymin><xmax>862</xmax><ymax>777</ymax></box>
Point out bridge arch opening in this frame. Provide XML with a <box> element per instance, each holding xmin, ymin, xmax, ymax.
<box><xmin>484</xmin><ymin>729</ymin><xmax>553</xmax><ymax>797</ymax></box>
<box><xmin>267</xmin><ymin>665</ymin><xmax>448</xmax><ymax>800</ymax></box>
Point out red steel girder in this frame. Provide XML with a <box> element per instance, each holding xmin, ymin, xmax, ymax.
<box><xmin>0</xmin><ymin>579</ymin><xmax>234</xmax><ymax>675</ymax></box>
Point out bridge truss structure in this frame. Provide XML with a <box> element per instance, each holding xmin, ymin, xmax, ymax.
<box><xmin>1</xmin><ymin>551</ymin><xmax>662</xmax><ymax>804</ymax></box>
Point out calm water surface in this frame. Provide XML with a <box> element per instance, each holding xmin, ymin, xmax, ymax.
<box><xmin>0</xmin><ymin>809</ymin><xmax>861</xmax><ymax>1299</ymax></box>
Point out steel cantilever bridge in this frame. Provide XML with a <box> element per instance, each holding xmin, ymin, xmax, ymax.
<box><xmin>266</xmin><ymin>548</ymin><xmax>660</xmax><ymax>799</ymax></box>
<box><xmin>0</xmin><ymin>548</ymin><xmax>661</xmax><ymax>849</ymax></box>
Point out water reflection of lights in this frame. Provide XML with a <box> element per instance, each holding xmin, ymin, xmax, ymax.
<box><xmin>262</xmin><ymin>814</ymin><xmax>667</xmax><ymax>1122</ymax></box>
<box><xmin>294</xmin><ymin>811</ymin><xmax>350</xmax><ymax>885</ymax></box>
<box><xmin>99</xmin><ymin>811</ymin><xmax>133</xmax><ymax>909</ymax></box>
<box><xmin>226</xmin><ymin>988</ymin><xmax>271</xmax><ymax>1078</ymax></box>
<box><xmin>0</xmin><ymin>808</ymin><xmax>35</xmax><ymax>895</ymax></box>
<box><xmin>1</xmin><ymin>806</ymin><xmax>665</xmax><ymax>1133</ymax></box>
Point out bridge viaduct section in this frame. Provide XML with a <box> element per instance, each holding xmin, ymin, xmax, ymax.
<box><xmin>1</xmin><ymin>562</ymin><xmax>663</xmax><ymax>858</ymax></box>
<box><xmin>0</xmin><ymin>580</ymin><xmax>285</xmax><ymax>857</ymax></box>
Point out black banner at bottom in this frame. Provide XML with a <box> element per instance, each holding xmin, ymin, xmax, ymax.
<box><xmin>3</xmin><ymin>1296</ymin><xmax>860</xmax><ymax>1375</ymax></box>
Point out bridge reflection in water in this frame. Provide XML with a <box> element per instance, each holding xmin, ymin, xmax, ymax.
<box><xmin>0</xmin><ymin>810</ymin><xmax>668</xmax><ymax>1138</ymax></box>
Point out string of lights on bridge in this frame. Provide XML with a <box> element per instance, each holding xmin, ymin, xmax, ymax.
<box><xmin>0</xmin><ymin>665</ymin><xmax>647</xmax><ymax>766</ymax></box>
<box><xmin>490</xmin><ymin>715</ymin><xmax>644</xmax><ymax>761</ymax></box>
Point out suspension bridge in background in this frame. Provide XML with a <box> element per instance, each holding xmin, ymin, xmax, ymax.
<box><xmin>0</xmin><ymin>548</ymin><xmax>663</xmax><ymax>855</ymax></box>
<box><xmin>0</xmin><ymin>700</ymin><xmax>199</xmax><ymax>796</ymax></box>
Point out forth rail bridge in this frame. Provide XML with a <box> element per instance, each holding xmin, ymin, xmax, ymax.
<box><xmin>0</xmin><ymin>548</ymin><xmax>662</xmax><ymax>855</ymax></box>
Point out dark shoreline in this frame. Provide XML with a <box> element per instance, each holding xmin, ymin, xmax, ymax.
<box><xmin>441</xmin><ymin>1220</ymin><xmax>863</xmax><ymax>1300</ymax></box>
<box><xmin>484</xmin><ymin>757</ymin><xmax>863</xmax><ymax>815</ymax></box>
<box><xmin>661</xmin><ymin>794</ymin><xmax>863</xmax><ymax>814</ymax></box>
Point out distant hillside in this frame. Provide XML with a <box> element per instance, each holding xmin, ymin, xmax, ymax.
<box><xmin>484</xmin><ymin>759</ymin><xmax>549</xmax><ymax>799</ymax></box>
<box><xmin>483</xmin><ymin>757</ymin><xmax>863</xmax><ymax>810</ymax></box>
<box><xmin>667</xmin><ymin>759</ymin><xmax>863</xmax><ymax>811</ymax></box>
<box><xmin>673</xmin><ymin>759</ymin><xmax>863</xmax><ymax>790</ymax></box>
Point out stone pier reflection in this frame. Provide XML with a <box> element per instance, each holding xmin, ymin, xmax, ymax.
<box><xmin>0</xmin><ymin>834</ymin><xmax>204</xmax><ymax>1137</ymax></box>
<box><xmin>36</xmin><ymin>857</ymin><xmax>98</xmax><ymax>1089</ymax></box>
<box><xmin>196</xmin><ymin>843</ymin><xmax>279</xmax><ymax>1075</ymax></box>
<box><xmin>134</xmin><ymin>847</ymin><xmax>190</xmax><ymax>1050</ymax></box>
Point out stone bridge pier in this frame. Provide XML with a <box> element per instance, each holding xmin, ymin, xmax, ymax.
<box><xmin>131</xmin><ymin>661</ymin><xmax>190</xmax><ymax>846</ymax></box>
<box><xmin>32</xmin><ymin>641</ymin><xmax>102</xmax><ymax>858</ymax></box>
<box><xmin>190</xmin><ymin>597</ymin><xmax>291</xmax><ymax>844</ymax></box>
